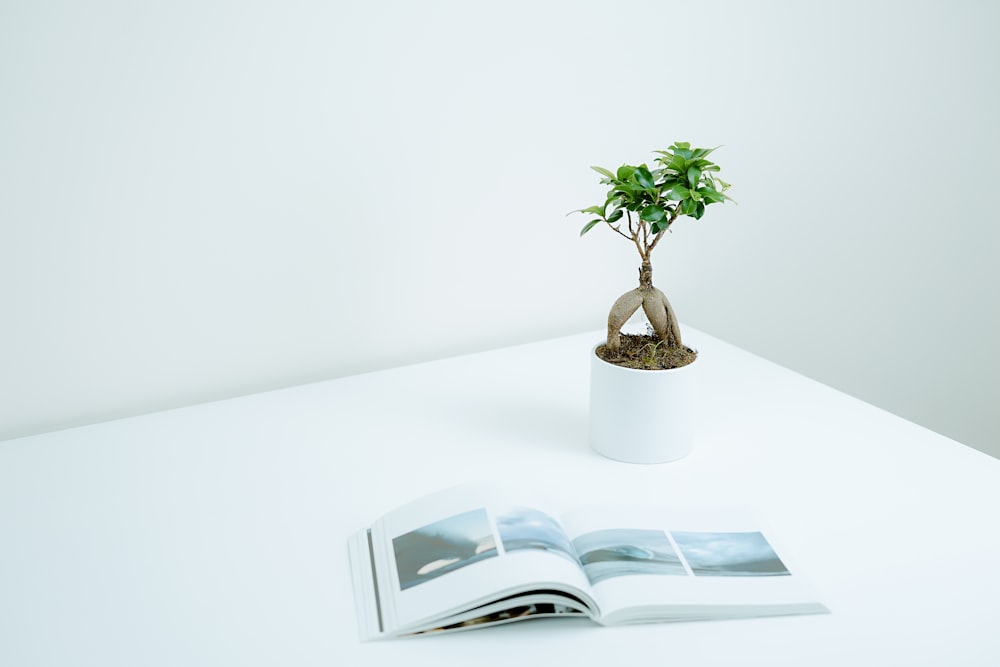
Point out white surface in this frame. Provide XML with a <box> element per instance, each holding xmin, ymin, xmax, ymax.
<box><xmin>1</xmin><ymin>1</ymin><xmax>998</xmax><ymax>459</ymax></box>
<box><xmin>2</xmin><ymin>328</ymin><xmax>998</xmax><ymax>666</ymax></box>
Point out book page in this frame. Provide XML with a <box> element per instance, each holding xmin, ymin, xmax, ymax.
<box><xmin>410</xmin><ymin>597</ymin><xmax>586</xmax><ymax>637</ymax></box>
<box><xmin>365</xmin><ymin>484</ymin><xmax>596</xmax><ymax>636</ymax></box>
<box><xmin>559</xmin><ymin>506</ymin><xmax>827</xmax><ymax>624</ymax></box>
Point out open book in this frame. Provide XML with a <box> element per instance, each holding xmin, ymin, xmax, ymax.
<box><xmin>348</xmin><ymin>485</ymin><xmax>828</xmax><ymax>639</ymax></box>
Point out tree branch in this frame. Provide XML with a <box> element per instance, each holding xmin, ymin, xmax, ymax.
<box><xmin>605</xmin><ymin>219</ymin><xmax>633</xmax><ymax>242</ymax></box>
<box><xmin>627</xmin><ymin>210</ymin><xmax>645</xmax><ymax>259</ymax></box>
<box><xmin>647</xmin><ymin>206</ymin><xmax>681</xmax><ymax>254</ymax></box>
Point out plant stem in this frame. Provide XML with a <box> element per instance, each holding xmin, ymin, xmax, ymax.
<box><xmin>606</xmin><ymin>221</ymin><xmax>633</xmax><ymax>242</ymax></box>
<box><xmin>639</xmin><ymin>259</ymin><xmax>653</xmax><ymax>288</ymax></box>
<box><xmin>626</xmin><ymin>210</ymin><xmax>644</xmax><ymax>258</ymax></box>
<box><xmin>647</xmin><ymin>206</ymin><xmax>680</xmax><ymax>254</ymax></box>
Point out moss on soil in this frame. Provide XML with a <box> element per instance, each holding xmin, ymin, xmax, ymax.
<box><xmin>596</xmin><ymin>333</ymin><xmax>697</xmax><ymax>370</ymax></box>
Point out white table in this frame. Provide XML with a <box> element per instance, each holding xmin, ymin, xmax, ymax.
<box><xmin>2</xmin><ymin>328</ymin><xmax>998</xmax><ymax>666</ymax></box>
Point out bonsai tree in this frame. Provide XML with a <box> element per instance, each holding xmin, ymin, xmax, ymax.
<box><xmin>573</xmin><ymin>142</ymin><xmax>732</xmax><ymax>366</ymax></box>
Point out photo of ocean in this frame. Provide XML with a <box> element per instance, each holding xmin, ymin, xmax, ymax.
<box><xmin>495</xmin><ymin>506</ymin><xmax>579</xmax><ymax>565</ymax></box>
<box><xmin>392</xmin><ymin>508</ymin><xmax>498</xmax><ymax>590</ymax></box>
<box><xmin>573</xmin><ymin>528</ymin><xmax>686</xmax><ymax>584</ymax></box>
<box><xmin>671</xmin><ymin>531</ymin><xmax>790</xmax><ymax>577</ymax></box>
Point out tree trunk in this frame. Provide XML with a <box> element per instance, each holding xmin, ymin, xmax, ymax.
<box><xmin>605</xmin><ymin>261</ymin><xmax>683</xmax><ymax>353</ymax></box>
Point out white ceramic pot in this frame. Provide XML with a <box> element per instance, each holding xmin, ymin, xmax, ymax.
<box><xmin>589</xmin><ymin>343</ymin><xmax>699</xmax><ymax>463</ymax></box>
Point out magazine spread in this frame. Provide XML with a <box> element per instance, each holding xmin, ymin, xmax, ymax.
<box><xmin>348</xmin><ymin>484</ymin><xmax>828</xmax><ymax>639</ymax></box>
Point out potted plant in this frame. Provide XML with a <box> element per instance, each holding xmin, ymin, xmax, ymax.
<box><xmin>572</xmin><ymin>142</ymin><xmax>732</xmax><ymax>463</ymax></box>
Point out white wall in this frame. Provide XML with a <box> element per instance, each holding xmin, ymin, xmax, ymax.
<box><xmin>2</xmin><ymin>1</ymin><xmax>997</xmax><ymax>457</ymax></box>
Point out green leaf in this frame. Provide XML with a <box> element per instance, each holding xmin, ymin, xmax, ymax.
<box><xmin>694</xmin><ymin>145</ymin><xmax>721</xmax><ymax>160</ymax></box>
<box><xmin>640</xmin><ymin>204</ymin><xmax>666</xmax><ymax>222</ymax></box>
<box><xmin>681</xmin><ymin>198</ymin><xmax>698</xmax><ymax>216</ymax></box>
<box><xmin>616</xmin><ymin>165</ymin><xmax>635</xmax><ymax>181</ymax></box>
<box><xmin>693</xmin><ymin>201</ymin><xmax>706</xmax><ymax>219</ymax></box>
<box><xmin>671</xmin><ymin>141</ymin><xmax>691</xmax><ymax>150</ymax></box>
<box><xmin>687</xmin><ymin>166</ymin><xmax>702</xmax><ymax>188</ymax></box>
<box><xmin>699</xmin><ymin>187</ymin><xmax>725</xmax><ymax>204</ymax></box>
<box><xmin>667</xmin><ymin>183</ymin><xmax>691</xmax><ymax>200</ymax></box>
<box><xmin>580</xmin><ymin>205</ymin><xmax>605</xmax><ymax>216</ymax></box>
<box><xmin>690</xmin><ymin>146</ymin><xmax>720</xmax><ymax>161</ymax></box>
<box><xmin>634</xmin><ymin>165</ymin><xmax>655</xmax><ymax>189</ymax></box>
<box><xmin>650</xmin><ymin>220</ymin><xmax>667</xmax><ymax>234</ymax></box>
<box><xmin>580</xmin><ymin>219</ymin><xmax>601</xmax><ymax>236</ymax></box>
<box><xmin>590</xmin><ymin>165</ymin><xmax>616</xmax><ymax>180</ymax></box>
<box><xmin>607</xmin><ymin>208</ymin><xmax>624</xmax><ymax>223</ymax></box>
<box><xmin>612</xmin><ymin>183</ymin><xmax>636</xmax><ymax>201</ymax></box>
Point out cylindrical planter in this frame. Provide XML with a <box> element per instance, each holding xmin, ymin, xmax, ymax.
<box><xmin>589</xmin><ymin>343</ymin><xmax>699</xmax><ymax>463</ymax></box>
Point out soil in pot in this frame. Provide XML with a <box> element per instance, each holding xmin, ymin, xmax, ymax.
<box><xmin>595</xmin><ymin>333</ymin><xmax>697</xmax><ymax>371</ymax></box>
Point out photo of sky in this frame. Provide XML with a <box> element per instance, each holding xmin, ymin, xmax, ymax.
<box><xmin>392</xmin><ymin>508</ymin><xmax>498</xmax><ymax>591</ymax></box>
<box><xmin>573</xmin><ymin>528</ymin><xmax>686</xmax><ymax>584</ymax></box>
<box><xmin>495</xmin><ymin>506</ymin><xmax>579</xmax><ymax>564</ymax></box>
<box><xmin>671</xmin><ymin>531</ymin><xmax>790</xmax><ymax>577</ymax></box>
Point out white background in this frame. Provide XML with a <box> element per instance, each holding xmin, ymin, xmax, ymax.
<box><xmin>1</xmin><ymin>0</ymin><xmax>997</xmax><ymax>457</ymax></box>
